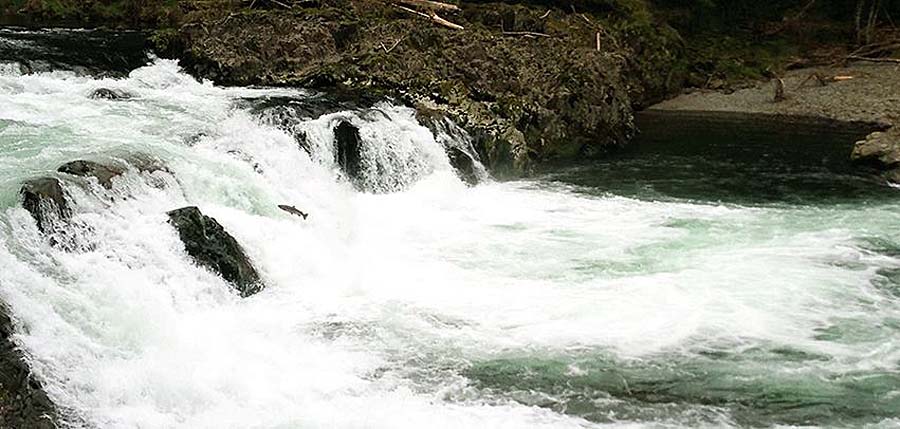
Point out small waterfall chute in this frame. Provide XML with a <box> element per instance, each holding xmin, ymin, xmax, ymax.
<box><xmin>247</xmin><ymin>94</ymin><xmax>488</xmax><ymax>192</ymax></box>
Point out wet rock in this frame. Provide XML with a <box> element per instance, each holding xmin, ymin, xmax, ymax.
<box><xmin>278</xmin><ymin>205</ymin><xmax>309</xmax><ymax>219</ymax></box>
<box><xmin>167</xmin><ymin>206</ymin><xmax>263</xmax><ymax>297</ymax></box>
<box><xmin>852</xmin><ymin>129</ymin><xmax>900</xmax><ymax>174</ymax></box>
<box><xmin>333</xmin><ymin>121</ymin><xmax>363</xmax><ymax>183</ymax></box>
<box><xmin>446</xmin><ymin>147</ymin><xmax>479</xmax><ymax>186</ymax></box>
<box><xmin>57</xmin><ymin>160</ymin><xmax>125</xmax><ymax>189</ymax></box>
<box><xmin>57</xmin><ymin>157</ymin><xmax>168</xmax><ymax>189</ymax></box>
<box><xmin>240</xmin><ymin>92</ymin><xmax>378</xmax><ymax>122</ymax></box>
<box><xmin>0</xmin><ymin>305</ymin><xmax>59</xmax><ymax>429</ymax></box>
<box><xmin>20</xmin><ymin>178</ymin><xmax>70</xmax><ymax>233</ymax></box>
<box><xmin>126</xmin><ymin>155</ymin><xmax>169</xmax><ymax>176</ymax></box>
<box><xmin>88</xmin><ymin>88</ymin><xmax>132</xmax><ymax>100</ymax></box>
<box><xmin>183</xmin><ymin>132</ymin><xmax>209</xmax><ymax>146</ymax></box>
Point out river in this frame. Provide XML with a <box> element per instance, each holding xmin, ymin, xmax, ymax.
<box><xmin>1</xmin><ymin>28</ymin><xmax>899</xmax><ymax>428</ymax></box>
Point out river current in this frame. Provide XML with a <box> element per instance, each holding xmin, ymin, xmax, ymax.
<box><xmin>1</xmin><ymin>29</ymin><xmax>899</xmax><ymax>428</ymax></box>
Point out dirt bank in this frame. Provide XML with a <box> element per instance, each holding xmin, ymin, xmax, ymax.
<box><xmin>648</xmin><ymin>62</ymin><xmax>900</xmax><ymax>181</ymax></box>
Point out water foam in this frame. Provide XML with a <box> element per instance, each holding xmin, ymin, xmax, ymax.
<box><xmin>0</xmin><ymin>58</ymin><xmax>898</xmax><ymax>428</ymax></box>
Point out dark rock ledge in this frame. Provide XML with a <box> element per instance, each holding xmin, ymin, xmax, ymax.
<box><xmin>167</xmin><ymin>206</ymin><xmax>264</xmax><ymax>297</ymax></box>
<box><xmin>0</xmin><ymin>306</ymin><xmax>59</xmax><ymax>429</ymax></box>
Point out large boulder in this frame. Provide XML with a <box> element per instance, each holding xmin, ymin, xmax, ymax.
<box><xmin>57</xmin><ymin>160</ymin><xmax>124</xmax><ymax>189</ymax></box>
<box><xmin>57</xmin><ymin>157</ymin><xmax>169</xmax><ymax>190</ymax></box>
<box><xmin>333</xmin><ymin>120</ymin><xmax>363</xmax><ymax>183</ymax></box>
<box><xmin>167</xmin><ymin>207</ymin><xmax>263</xmax><ymax>297</ymax></box>
<box><xmin>852</xmin><ymin>129</ymin><xmax>900</xmax><ymax>167</ymax></box>
<box><xmin>20</xmin><ymin>178</ymin><xmax>70</xmax><ymax>233</ymax></box>
<box><xmin>0</xmin><ymin>306</ymin><xmax>59</xmax><ymax>429</ymax></box>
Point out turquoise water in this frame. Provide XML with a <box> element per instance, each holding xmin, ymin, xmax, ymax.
<box><xmin>0</xmin><ymin>30</ymin><xmax>899</xmax><ymax>428</ymax></box>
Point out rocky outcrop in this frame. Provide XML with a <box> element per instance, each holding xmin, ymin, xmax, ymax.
<box><xmin>169</xmin><ymin>0</ymin><xmax>680</xmax><ymax>174</ymax></box>
<box><xmin>167</xmin><ymin>206</ymin><xmax>263</xmax><ymax>297</ymax></box>
<box><xmin>0</xmin><ymin>306</ymin><xmax>58</xmax><ymax>429</ymax></box>
<box><xmin>57</xmin><ymin>157</ymin><xmax>168</xmax><ymax>188</ymax></box>
<box><xmin>333</xmin><ymin>120</ymin><xmax>363</xmax><ymax>184</ymax></box>
<box><xmin>851</xmin><ymin>128</ymin><xmax>900</xmax><ymax>181</ymax></box>
<box><xmin>57</xmin><ymin>160</ymin><xmax>125</xmax><ymax>189</ymax></box>
<box><xmin>20</xmin><ymin>178</ymin><xmax>70</xmax><ymax>234</ymax></box>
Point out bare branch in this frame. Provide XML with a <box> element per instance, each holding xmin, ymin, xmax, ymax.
<box><xmin>394</xmin><ymin>0</ymin><xmax>459</xmax><ymax>12</ymax></box>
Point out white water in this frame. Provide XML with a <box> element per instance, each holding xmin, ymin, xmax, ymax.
<box><xmin>1</xmin><ymin>59</ymin><xmax>899</xmax><ymax>428</ymax></box>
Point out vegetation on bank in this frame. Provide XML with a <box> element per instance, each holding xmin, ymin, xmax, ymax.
<box><xmin>3</xmin><ymin>0</ymin><xmax>898</xmax><ymax>89</ymax></box>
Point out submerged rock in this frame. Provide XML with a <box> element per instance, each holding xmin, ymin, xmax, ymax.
<box><xmin>167</xmin><ymin>206</ymin><xmax>263</xmax><ymax>297</ymax></box>
<box><xmin>0</xmin><ymin>306</ymin><xmax>59</xmax><ymax>429</ymax></box>
<box><xmin>20</xmin><ymin>178</ymin><xmax>70</xmax><ymax>233</ymax></box>
<box><xmin>333</xmin><ymin>120</ymin><xmax>363</xmax><ymax>184</ymax></box>
<box><xmin>88</xmin><ymin>88</ymin><xmax>132</xmax><ymax>100</ymax></box>
<box><xmin>57</xmin><ymin>160</ymin><xmax>125</xmax><ymax>189</ymax></box>
<box><xmin>446</xmin><ymin>147</ymin><xmax>480</xmax><ymax>186</ymax></box>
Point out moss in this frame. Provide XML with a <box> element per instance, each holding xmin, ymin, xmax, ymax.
<box><xmin>149</xmin><ymin>27</ymin><xmax>179</xmax><ymax>54</ymax></box>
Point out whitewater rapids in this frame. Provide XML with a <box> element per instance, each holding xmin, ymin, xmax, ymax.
<box><xmin>1</xmin><ymin>58</ymin><xmax>899</xmax><ymax>428</ymax></box>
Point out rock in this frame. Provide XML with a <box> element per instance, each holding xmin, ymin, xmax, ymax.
<box><xmin>88</xmin><ymin>88</ymin><xmax>132</xmax><ymax>100</ymax></box>
<box><xmin>852</xmin><ymin>129</ymin><xmax>900</xmax><ymax>169</ymax></box>
<box><xmin>446</xmin><ymin>147</ymin><xmax>480</xmax><ymax>186</ymax></box>
<box><xmin>885</xmin><ymin>168</ymin><xmax>900</xmax><ymax>184</ymax></box>
<box><xmin>20</xmin><ymin>178</ymin><xmax>70</xmax><ymax>233</ymax></box>
<box><xmin>333</xmin><ymin>121</ymin><xmax>363</xmax><ymax>183</ymax></box>
<box><xmin>415</xmin><ymin>105</ymin><xmax>484</xmax><ymax>185</ymax></box>
<box><xmin>57</xmin><ymin>157</ymin><xmax>168</xmax><ymax>189</ymax></box>
<box><xmin>57</xmin><ymin>160</ymin><xmax>125</xmax><ymax>189</ymax></box>
<box><xmin>167</xmin><ymin>207</ymin><xmax>263</xmax><ymax>297</ymax></box>
<box><xmin>278</xmin><ymin>205</ymin><xmax>309</xmax><ymax>219</ymax></box>
<box><xmin>0</xmin><ymin>305</ymin><xmax>59</xmax><ymax>429</ymax></box>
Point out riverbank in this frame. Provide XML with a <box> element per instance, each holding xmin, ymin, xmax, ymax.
<box><xmin>648</xmin><ymin>61</ymin><xmax>900</xmax><ymax>181</ymax></box>
<box><xmin>162</xmin><ymin>0</ymin><xmax>681</xmax><ymax>175</ymax></box>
